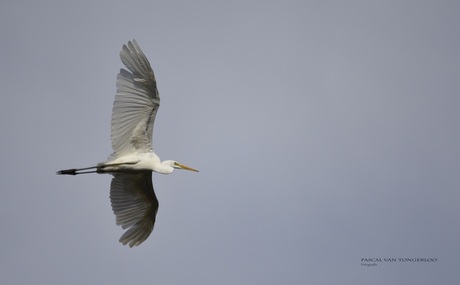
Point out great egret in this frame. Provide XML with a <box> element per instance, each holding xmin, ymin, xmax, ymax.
<box><xmin>57</xmin><ymin>40</ymin><xmax>198</xmax><ymax>247</ymax></box>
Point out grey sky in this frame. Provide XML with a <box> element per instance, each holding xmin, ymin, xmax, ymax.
<box><xmin>1</xmin><ymin>0</ymin><xmax>459</xmax><ymax>284</ymax></box>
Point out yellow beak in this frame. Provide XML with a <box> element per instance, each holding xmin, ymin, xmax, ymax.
<box><xmin>176</xmin><ymin>163</ymin><xmax>199</xmax><ymax>172</ymax></box>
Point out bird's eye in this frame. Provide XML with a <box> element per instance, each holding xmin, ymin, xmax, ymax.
<box><xmin>174</xmin><ymin>162</ymin><xmax>179</xmax><ymax>165</ymax></box>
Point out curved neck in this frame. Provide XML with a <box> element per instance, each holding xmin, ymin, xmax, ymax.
<box><xmin>153</xmin><ymin>161</ymin><xmax>174</xmax><ymax>174</ymax></box>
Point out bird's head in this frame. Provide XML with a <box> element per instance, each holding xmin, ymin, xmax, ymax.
<box><xmin>163</xmin><ymin>160</ymin><xmax>199</xmax><ymax>172</ymax></box>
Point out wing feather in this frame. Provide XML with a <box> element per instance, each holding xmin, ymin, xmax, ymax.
<box><xmin>110</xmin><ymin>40</ymin><xmax>160</xmax><ymax>158</ymax></box>
<box><xmin>110</xmin><ymin>172</ymin><xmax>158</xmax><ymax>247</ymax></box>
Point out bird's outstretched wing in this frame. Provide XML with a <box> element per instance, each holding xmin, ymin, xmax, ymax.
<box><xmin>110</xmin><ymin>40</ymin><xmax>160</xmax><ymax>158</ymax></box>
<box><xmin>110</xmin><ymin>172</ymin><xmax>159</xmax><ymax>247</ymax></box>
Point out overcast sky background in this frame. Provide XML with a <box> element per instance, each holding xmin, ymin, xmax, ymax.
<box><xmin>1</xmin><ymin>1</ymin><xmax>459</xmax><ymax>284</ymax></box>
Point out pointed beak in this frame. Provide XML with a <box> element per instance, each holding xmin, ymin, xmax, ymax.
<box><xmin>176</xmin><ymin>163</ymin><xmax>199</xmax><ymax>172</ymax></box>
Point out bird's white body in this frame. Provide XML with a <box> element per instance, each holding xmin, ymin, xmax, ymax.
<box><xmin>57</xmin><ymin>40</ymin><xmax>197</xmax><ymax>247</ymax></box>
<box><xmin>99</xmin><ymin>152</ymin><xmax>173</xmax><ymax>174</ymax></box>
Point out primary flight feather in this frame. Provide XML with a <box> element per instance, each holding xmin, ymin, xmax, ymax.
<box><xmin>57</xmin><ymin>40</ymin><xmax>198</xmax><ymax>247</ymax></box>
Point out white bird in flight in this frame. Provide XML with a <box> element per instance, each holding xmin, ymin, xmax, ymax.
<box><xmin>57</xmin><ymin>40</ymin><xmax>198</xmax><ymax>247</ymax></box>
